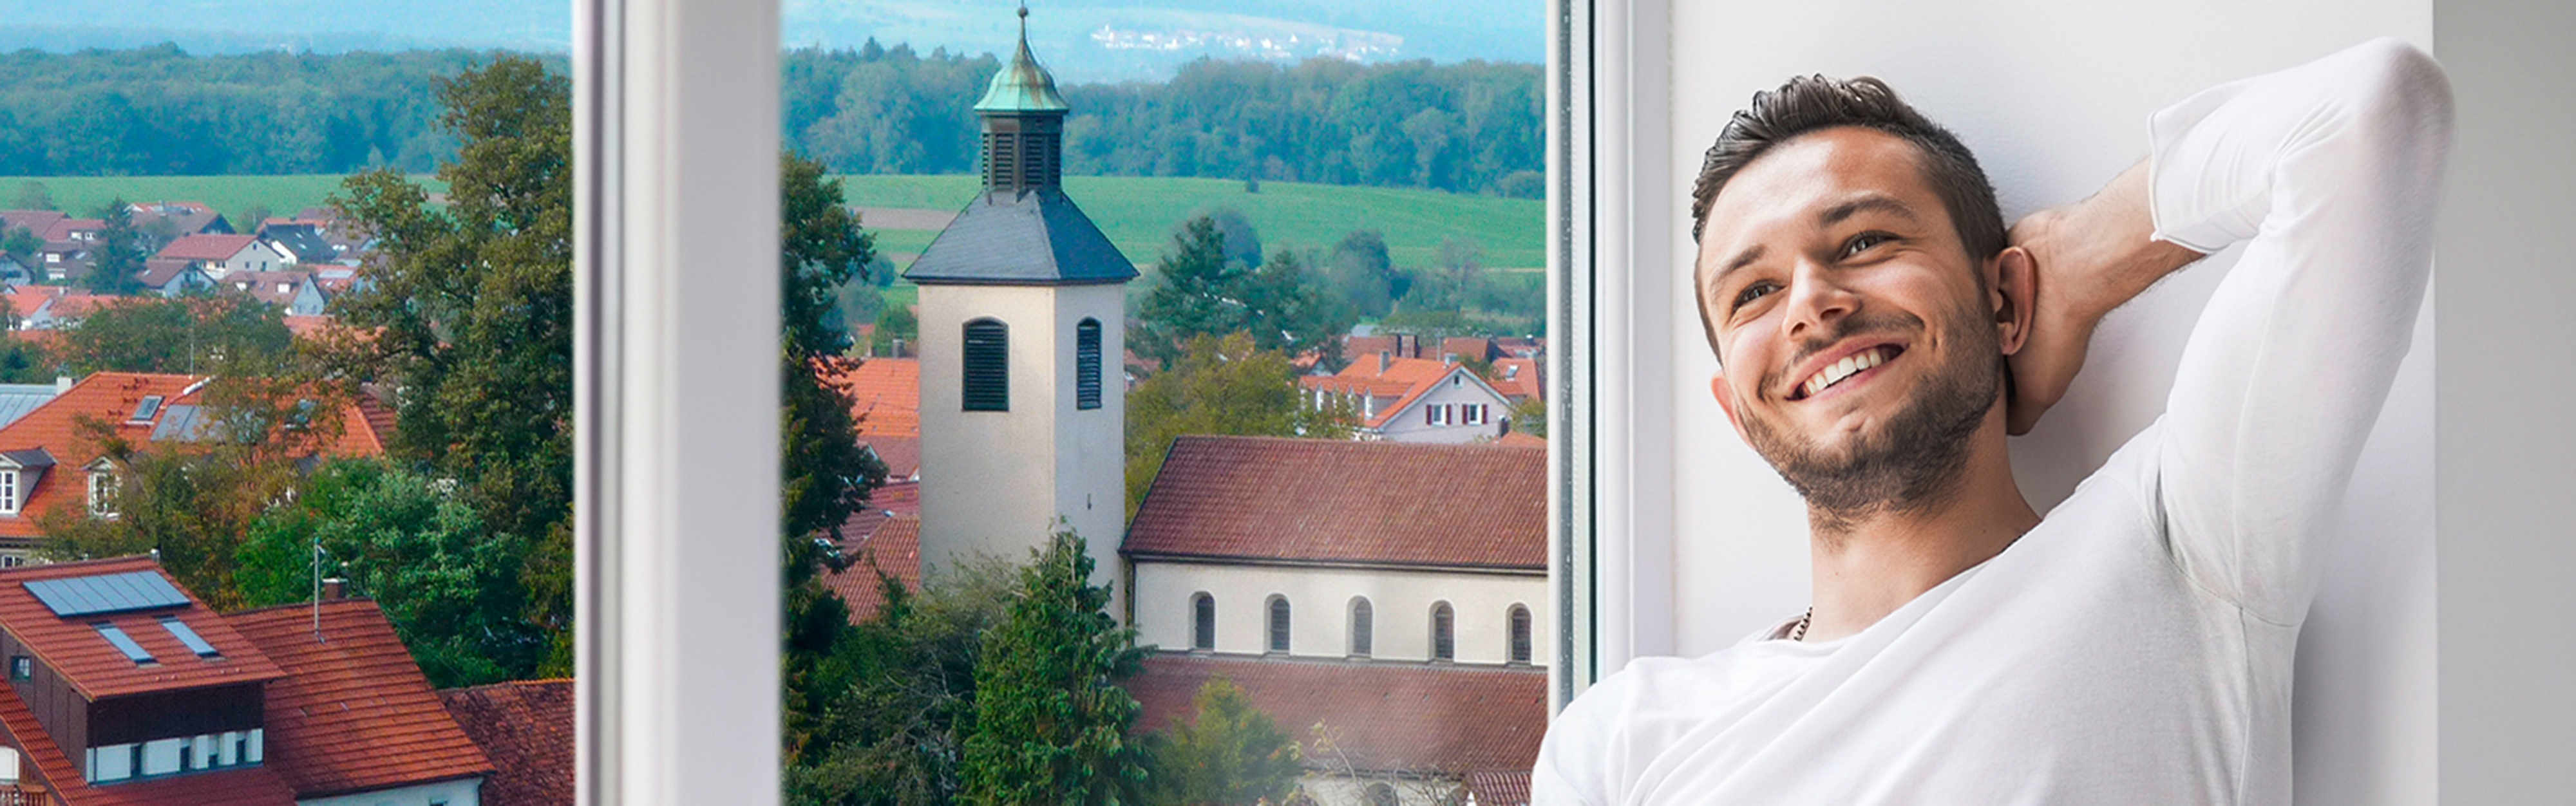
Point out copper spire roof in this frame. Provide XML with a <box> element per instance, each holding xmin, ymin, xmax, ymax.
<box><xmin>973</xmin><ymin>5</ymin><xmax>1070</xmax><ymax>114</ymax></box>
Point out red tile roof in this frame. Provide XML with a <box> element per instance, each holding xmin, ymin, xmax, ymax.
<box><xmin>137</xmin><ymin>257</ymin><xmax>195</xmax><ymax>288</ymax></box>
<box><xmin>61</xmin><ymin>765</ymin><xmax>299</xmax><ymax>806</ymax></box>
<box><xmin>860</xmin><ymin>435</ymin><xmax>920</xmax><ymax>480</ymax></box>
<box><xmin>1125</xmin><ymin>436</ymin><xmax>1544</xmax><ymax>570</ymax></box>
<box><xmin>1494</xmin><ymin>431</ymin><xmax>1546</xmax><ymax>449</ymax></box>
<box><xmin>1363</xmin><ymin>364</ymin><xmax>1504</xmax><ymax>429</ymax></box>
<box><xmin>37</xmin><ymin>293</ymin><xmax>131</xmax><ymax>323</ymax></box>
<box><xmin>153</xmin><ymin>234</ymin><xmax>260</xmax><ymax>263</ymax></box>
<box><xmin>1440</xmin><ymin>337</ymin><xmax>1495</xmax><ymax>362</ymax></box>
<box><xmin>1344</xmin><ymin>334</ymin><xmax>1426</xmax><ymax>362</ymax></box>
<box><xmin>41</xmin><ymin>220</ymin><xmax>102</xmax><ymax>243</ymax></box>
<box><xmin>439</xmin><ymin>679</ymin><xmax>573</xmax><ymax>806</ymax></box>
<box><xmin>824</xmin><ymin>357</ymin><xmax>918</xmax><ymax>438</ymax></box>
<box><xmin>0</xmin><ymin>556</ymin><xmax>287</xmax><ymax>699</ymax></box>
<box><xmin>1464</xmin><ymin>770</ymin><xmax>1535</xmax><ymax>806</ymax></box>
<box><xmin>0</xmin><ymin>211</ymin><xmax>66</xmax><ymax>242</ymax></box>
<box><xmin>226</xmin><ymin>599</ymin><xmax>495</xmax><ymax>798</ymax></box>
<box><xmin>1488</xmin><ymin>358</ymin><xmax>1542</xmax><ymax>402</ymax></box>
<box><xmin>1126</xmin><ymin>653</ymin><xmax>1546</xmax><ymax>776</ymax></box>
<box><xmin>4</xmin><ymin>286</ymin><xmax>61</xmax><ymax>321</ymax></box>
<box><xmin>826</xmin><ymin>513</ymin><xmax>920</xmax><ymax>623</ymax></box>
<box><xmin>0</xmin><ymin>373</ymin><xmax>386</xmax><ymax>539</ymax></box>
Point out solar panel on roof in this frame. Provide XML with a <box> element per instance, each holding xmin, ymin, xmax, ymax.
<box><xmin>25</xmin><ymin>571</ymin><xmax>190</xmax><ymax>617</ymax></box>
<box><xmin>158</xmin><ymin>617</ymin><xmax>218</xmax><ymax>658</ymax></box>
<box><xmin>94</xmin><ymin>623</ymin><xmax>155</xmax><ymax>665</ymax></box>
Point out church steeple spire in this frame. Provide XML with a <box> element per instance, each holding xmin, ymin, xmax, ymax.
<box><xmin>972</xmin><ymin>4</ymin><xmax>1069</xmax><ymax>194</ymax></box>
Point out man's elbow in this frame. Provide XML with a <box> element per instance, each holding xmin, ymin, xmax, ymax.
<box><xmin>2342</xmin><ymin>37</ymin><xmax>2457</xmax><ymax>149</ymax></box>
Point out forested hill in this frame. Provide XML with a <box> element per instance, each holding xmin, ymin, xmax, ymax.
<box><xmin>0</xmin><ymin>44</ymin><xmax>1543</xmax><ymax>198</ymax></box>
<box><xmin>0</xmin><ymin>46</ymin><xmax>570</xmax><ymax>176</ymax></box>
<box><xmin>786</xmin><ymin>43</ymin><xmax>1544</xmax><ymax>197</ymax></box>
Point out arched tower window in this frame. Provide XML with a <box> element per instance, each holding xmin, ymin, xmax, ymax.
<box><xmin>1349</xmin><ymin>597</ymin><xmax>1373</xmax><ymax>657</ymax></box>
<box><xmin>1075</xmin><ymin>318</ymin><xmax>1102</xmax><ymax>410</ymax></box>
<box><xmin>1431</xmin><ymin>601</ymin><xmax>1455</xmax><ymax>661</ymax></box>
<box><xmin>962</xmin><ymin>318</ymin><xmax>1009</xmax><ymax>411</ymax></box>
<box><xmin>1191</xmin><ymin>592</ymin><xmax>1215</xmax><ymax>651</ymax></box>
<box><xmin>1509</xmin><ymin>604</ymin><xmax>1533</xmax><ymax>664</ymax></box>
<box><xmin>1267</xmin><ymin>595</ymin><xmax>1291</xmax><ymax>654</ymax></box>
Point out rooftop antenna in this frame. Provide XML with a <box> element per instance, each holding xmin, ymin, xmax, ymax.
<box><xmin>310</xmin><ymin>540</ymin><xmax>327</xmax><ymax>642</ymax></box>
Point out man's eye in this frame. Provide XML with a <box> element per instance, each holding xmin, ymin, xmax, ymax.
<box><xmin>1841</xmin><ymin>232</ymin><xmax>1893</xmax><ymax>259</ymax></box>
<box><xmin>1733</xmin><ymin>281</ymin><xmax>1779</xmax><ymax>308</ymax></box>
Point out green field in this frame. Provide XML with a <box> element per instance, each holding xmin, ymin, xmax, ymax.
<box><xmin>840</xmin><ymin>174</ymin><xmax>1544</xmax><ymax>270</ymax></box>
<box><xmin>0</xmin><ymin>174</ymin><xmax>451</xmax><ymax>227</ymax></box>
<box><xmin>0</xmin><ymin>173</ymin><xmax>1546</xmax><ymax>271</ymax></box>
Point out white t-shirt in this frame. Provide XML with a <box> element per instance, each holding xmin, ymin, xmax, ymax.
<box><xmin>1533</xmin><ymin>38</ymin><xmax>2452</xmax><ymax>805</ymax></box>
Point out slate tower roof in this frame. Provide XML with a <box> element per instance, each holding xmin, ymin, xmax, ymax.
<box><xmin>904</xmin><ymin>6</ymin><xmax>1136</xmax><ymax>287</ymax></box>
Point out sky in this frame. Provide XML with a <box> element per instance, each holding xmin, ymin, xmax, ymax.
<box><xmin>0</xmin><ymin>0</ymin><xmax>1546</xmax><ymax>83</ymax></box>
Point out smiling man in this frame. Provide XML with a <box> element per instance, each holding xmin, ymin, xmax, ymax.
<box><xmin>1533</xmin><ymin>38</ymin><xmax>2452</xmax><ymax>804</ymax></box>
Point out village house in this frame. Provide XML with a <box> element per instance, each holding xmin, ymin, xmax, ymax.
<box><xmin>0</xmin><ymin>556</ymin><xmax>495</xmax><ymax>804</ymax></box>
<box><xmin>252</xmin><ymin>223</ymin><xmax>336</xmax><ymax>266</ymax></box>
<box><xmin>135</xmin><ymin>259</ymin><xmax>214</xmax><ymax>297</ymax></box>
<box><xmin>437</xmin><ymin>680</ymin><xmax>574</xmax><ymax>806</ymax></box>
<box><xmin>124</xmin><ymin>202</ymin><xmax>232</xmax><ymax>239</ymax></box>
<box><xmin>1302</xmin><ymin>355</ymin><xmax>1513</xmax><ymax>444</ymax></box>
<box><xmin>151</xmin><ymin>234</ymin><xmax>287</xmax><ymax>281</ymax></box>
<box><xmin>223</xmin><ymin>271</ymin><xmax>329</xmax><ymax>315</ymax></box>
<box><xmin>0</xmin><ymin>373</ymin><xmax>392</xmax><ymax>565</ymax></box>
<box><xmin>8</xmin><ymin>290</ymin><xmax>126</xmax><ymax>332</ymax></box>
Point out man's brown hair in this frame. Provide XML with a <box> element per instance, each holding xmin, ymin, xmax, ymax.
<box><xmin>1690</xmin><ymin>75</ymin><xmax>2005</xmax><ymax>257</ymax></box>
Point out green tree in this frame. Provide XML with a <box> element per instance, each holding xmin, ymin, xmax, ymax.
<box><xmin>0</xmin><ymin>227</ymin><xmax>39</xmax><ymax>264</ymax></box>
<box><xmin>1510</xmin><ymin>396</ymin><xmax>1548</xmax><ymax>438</ymax></box>
<box><xmin>778</xmin><ymin>151</ymin><xmax>892</xmax><ymax>767</ymax></box>
<box><xmin>59</xmin><ymin>295</ymin><xmax>293</xmax><ymax>375</ymax></box>
<box><xmin>1325</xmin><ymin>229</ymin><xmax>1400</xmax><ymax>319</ymax></box>
<box><xmin>85</xmin><ymin>198</ymin><xmax>146</xmax><ymax>295</ymax></box>
<box><xmin>960</xmin><ymin>527</ymin><xmax>1150</xmax><ymax>806</ymax></box>
<box><xmin>784</xmin><ymin>552</ymin><xmax>1018</xmax><ymax>805</ymax></box>
<box><xmin>328</xmin><ymin>55</ymin><xmax>575</xmax><ymax>677</ymax></box>
<box><xmin>10</xmin><ymin>181</ymin><xmax>52</xmax><ymax>211</ymax></box>
<box><xmin>1125</xmin><ymin>332</ymin><xmax>1358</xmax><ymax>514</ymax></box>
<box><xmin>872</xmin><ymin>303</ymin><xmax>918</xmax><ymax>357</ymax></box>
<box><xmin>1138</xmin><ymin>677</ymin><xmax>1303</xmax><ymax>806</ymax></box>
<box><xmin>1133</xmin><ymin>216</ymin><xmax>1347</xmax><ymax>370</ymax></box>
<box><xmin>233</xmin><ymin>459</ymin><xmax>543</xmax><ymax>687</ymax></box>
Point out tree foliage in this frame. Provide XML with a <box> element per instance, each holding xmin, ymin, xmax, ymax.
<box><xmin>233</xmin><ymin>459</ymin><xmax>543</xmax><ymax>687</ymax></box>
<box><xmin>783</xmin><ymin>553</ymin><xmax>1019</xmax><ymax>805</ymax></box>
<box><xmin>784</xmin><ymin>46</ymin><xmax>1542</xmax><ymax>196</ymax></box>
<box><xmin>58</xmin><ymin>294</ymin><xmax>292</xmax><ymax>375</ymax></box>
<box><xmin>84</xmin><ymin>198</ymin><xmax>146</xmax><ymax>295</ymax></box>
<box><xmin>1137</xmin><ymin>676</ymin><xmax>1303</xmax><ymax>806</ymax></box>
<box><xmin>327</xmin><ymin>55</ymin><xmax>574</xmax><ymax>676</ymax></box>
<box><xmin>1126</xmin><ymin>332</ymin><xmax>1358</xmax><ymax>515</ymax></box>
<box><xmin>959</xmin><ymin>527</ymin><xmax>1150</xmax><ymax>806</ymax></box>
<box><xmin>1130</xmin><ymin>216</ymin><xmax>1350</xmax><ymax>370</ymax></box>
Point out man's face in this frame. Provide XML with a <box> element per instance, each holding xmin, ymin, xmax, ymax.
<box><xmin>1695</xmin><ymin>126</ymin><xmax>2008</xmax><ymax>514</ymax></box>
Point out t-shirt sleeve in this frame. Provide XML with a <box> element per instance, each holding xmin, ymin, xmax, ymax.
<box><xmin>2143</xmin><ymin>37</ymin><xmax>2452</xmax><ymax>624</ymax></box>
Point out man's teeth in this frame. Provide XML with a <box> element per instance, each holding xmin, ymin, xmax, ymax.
<box><xmin>1802</xmin><ymin>347</ymin><xmax>1888</xmax><ymax>398</ymax></box>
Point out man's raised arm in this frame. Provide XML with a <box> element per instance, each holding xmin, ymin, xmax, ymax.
<box><xmin>2010</xmin><ymin>37</ymin><xmax>2454</xmax><ymax>623</ymax></box>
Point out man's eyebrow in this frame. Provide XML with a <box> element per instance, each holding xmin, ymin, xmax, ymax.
<box><xmin>1712</xmin><ymin>245</ymin><xmax>1766</xmax><ymax>288</ymax></box>
<box><xmin>1819</xmin><ymin>194</ymin><xmax>1918</xmax><ymax>227</ymax></box>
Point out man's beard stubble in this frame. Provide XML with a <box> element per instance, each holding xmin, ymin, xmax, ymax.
<box><xmin>1739</xmin><ymin>304</ymin><xmax>2000</xmax><ymax>532</ymax></box>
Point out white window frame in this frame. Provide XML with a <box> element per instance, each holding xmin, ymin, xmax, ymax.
<box><xmin>87</xmin><ymin>469</ymin><xmax>115</xmax><ymax>518</ymax></box>
<box><xmin>0</xmin><ymin>469</ymin><xmax>18</xmax><ymax>514</ymax></box>
<box><xmin>575</xmin><ymin>0</ymin><xmax>1618</xmax><ymax>800</ymax></box>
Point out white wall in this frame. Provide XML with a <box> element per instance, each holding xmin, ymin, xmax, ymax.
<box><xmin>1658</xmin><ymin>3</ymin><xmax>2433</xmax><ymax>803</ymax></box>
<box><xmin>1132</xmin><ymin>560</ymin><xmax>1548</xmax><ymax>665</ymax></box>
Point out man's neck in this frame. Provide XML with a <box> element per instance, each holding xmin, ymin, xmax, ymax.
<box><xmin>1801</xmin><ymin>408</ymin><xmax>2038</xmax><ymax>642</ymax></box>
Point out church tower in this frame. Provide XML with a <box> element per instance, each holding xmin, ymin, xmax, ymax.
<box><xmin>905</xmin><ymin>6</ymin><xmax>1137</xmax><ymax>618</ymax></box>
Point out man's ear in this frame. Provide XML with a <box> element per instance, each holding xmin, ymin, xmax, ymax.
<box><xmin>1710</xmin><ymin>372</ymin><xmax>1751</xmax><ymax>442</ymax></box>
<box><xmin>1991</xmin><ymin>245</ymin><xmax>2038</xmax><ymax>357</ymax></box>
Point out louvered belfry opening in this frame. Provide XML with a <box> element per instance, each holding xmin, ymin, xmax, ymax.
<box><xmin>980</xmin><ymin>115</ymin><xmax>1063</xmax><ymax>194</ymax></box>
<box><xmin>1075</xmin><ymin>318</ymin><xmax>1102</xmax><ymax>409</ymax></box>
<box><xmin>961</xmin><ymin>319</ymin><xmax>1009</xmax><ymax>411</ymax></box>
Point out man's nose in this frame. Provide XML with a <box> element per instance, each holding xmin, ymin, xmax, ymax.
<box><xmin>1780</xmin><ymin>261</ymin><xmax>1858</xmax><ymax>341</ymax></box>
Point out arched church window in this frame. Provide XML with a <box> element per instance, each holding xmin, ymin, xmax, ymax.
<box><xmin>1191</xmin><ymin>592</ymin><xmax>1215</xmax><ymax>651</ymax></box>
<box><xmin>1267</xmin><ymin>595</ymin><xmax>1291</xmax><ymax>653</ymax></box>
<box><xmin>1431</xmin><ymin>601</ymin><xmax>1455</xmax><ymax>661</ymax></box>
<box><xmin>1076</xmin><ymin>318</ymin><xmax>1102</xmax><ymax>410</ymax></box>
<box><xmin>1349</xmin><ymin>597</ymin><xmax>1373</xmax><ymax>657</ymax></box>
<box><xmin>1509</xmin><ymin>604</ymin><xmax>1533</xmax><ymax>664</ymax></box>
<box><xmin>962</xmin><ymin>318</ymin><xmax>1009</xmax><ymax>411</ymax></box>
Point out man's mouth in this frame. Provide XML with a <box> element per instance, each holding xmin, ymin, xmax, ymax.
<box><xmin>1790</xmin><ymin>344</ymin><xmax>1904</xmax><ymax>400</ymax></box>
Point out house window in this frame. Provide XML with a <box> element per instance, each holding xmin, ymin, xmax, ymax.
<box><xmin>1191</xmin><ymin>592</ymin><xmax>1215</xmax><ymax>651</ymax></box>
<box><xmin>8</xmin><ymin>655</ymin><xmax>26</xmax><ymax>681</ymax></box>
<box><xmin>0</xmin><ymin>470</ymin><xmax>18</xmax><ymax>514</ymax></box>
<box><xmin>1431</xmin><ymin>601</ymin><xmax>1455</xmax><ymax>661</ymax></box>
<box><xmin>1075</xmin><ymin>318</ymin><xmax>1102</xmax><ymax>410</ymax></box>
<box><xmin>1266</xmin><ymin>595</ymin><xmax>1291</xmax><ymax>653</ymax></box>
<box><xmin>86</xmin><ymin>743</ymin><xmax>134</xmax><ymax>782</ymax></box>
<box><xmin>1510</xmin><ymin>604</ymin><xmax>1533</xmax><ymax>664</ymax></box>
<box><xmin>88</xmin><ymin>471</ymin><xmax>115</xmax><ymax>517</ymax></box>
<box><xmin>961</xmin><ymin>318</ymin><xmax>1009</xmax><ymax>411</ymax></box>
<box><xmin>140</xmin><ymin>738</ymin><xmax>182</xmax><ymax>776</ymax></box>
<box><xmin>1349</xmin><ymin>597</ymin><xmax>1372</xmax><ymax>657</ymax></box>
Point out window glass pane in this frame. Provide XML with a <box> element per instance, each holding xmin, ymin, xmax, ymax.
<box><xmin>781</xmin><ymin>1</ymin><xmax>1550</xmax><ymax>801</ymax></box>
<box><xmin>3</xmin><ymin>1</ymin><xmax>575</xmax><ymax>794</ymax></box>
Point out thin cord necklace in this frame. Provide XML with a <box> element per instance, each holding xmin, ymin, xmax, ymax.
<box><xmin>1790</xmin><ymin>607</ymin><xmax>1813</xmax><ymax>642</ymax></box>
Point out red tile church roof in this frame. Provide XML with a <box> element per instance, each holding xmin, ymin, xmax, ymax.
<box><xmin>1124</xmin><ymin>436</ymin><xmax>1544</xmax><ymax>570</ymax></box>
